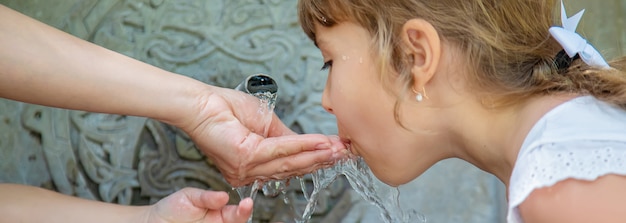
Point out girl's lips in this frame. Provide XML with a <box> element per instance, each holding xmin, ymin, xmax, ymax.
<box><xmin>340</xmin><ymin>137</ymin><xmax>351</xmax><ymax>145</ymax></box>
<box><xmin>340</xmin><ymin>137</ymin><xmax>356</xmax><ymax>155</ymax></box>
<box><xmin>327</xmin><ymin>135</ymin><xmax>352</xmax><ymax>161</ymax></box>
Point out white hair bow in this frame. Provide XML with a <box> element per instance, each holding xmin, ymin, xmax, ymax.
<box><xmin>549</xmin><ymin>1</ymin><xmax>610</xmax><ymax>68</ymax></box>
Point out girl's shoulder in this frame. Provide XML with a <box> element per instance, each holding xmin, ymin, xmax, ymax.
<box><xmin>518</xmin><ymin>174</ymin><xmax>626</xmax><ymax>223</ymax></box>
<box><xmin>507</xmin><ymin>95</ymin><xmax>626</xmax><ymax>223</ymax></box>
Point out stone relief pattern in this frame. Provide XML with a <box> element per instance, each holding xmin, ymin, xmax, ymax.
<box><xmin>0</xmin><ymin>0</ymin><xmax>349</xmax><ymax>222</ymax></box>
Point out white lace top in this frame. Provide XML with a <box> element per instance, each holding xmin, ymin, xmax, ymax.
<box><xmin>507</xmin><ymin>96</ymin><xmax>626</xmax><ymax>223</ymax></box>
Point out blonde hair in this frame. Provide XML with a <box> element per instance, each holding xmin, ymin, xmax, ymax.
<box><xmin>298</xmin><ymin>0</ymin><xmax>626</xmax><ymax>121</ymax></box>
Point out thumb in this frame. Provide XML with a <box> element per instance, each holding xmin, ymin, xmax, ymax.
<box><xmin>185</xmin><ymin>189</ymin><xmax>229</xmax><ymax>210</ymax></box>
<box><xmin>222</xmin><ymin>197</ymin><xmax>254</xmax><ymax>223</ymax></box>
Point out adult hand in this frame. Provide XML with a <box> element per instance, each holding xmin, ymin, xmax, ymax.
<box><xmin>146</xmin><ymin>187</ymin><xmax>252</xmax><ymax>223</ymax></box>
<box><xmin>178</xmin><ymin>86</ymin><xmax>348</xmax><ymax>186</ymax></box>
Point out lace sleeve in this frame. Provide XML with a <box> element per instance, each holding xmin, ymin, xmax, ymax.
<box><xmin>507</xmin><ymin>140</ymin><xmax>626</xmax><ymax>223</ymax></box>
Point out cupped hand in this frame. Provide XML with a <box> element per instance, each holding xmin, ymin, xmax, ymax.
<box><xmin>180</xmin><ymin>86</ymin><xmax>348</xmax><ymax>186</ymax></box>
<box><xmin>146</xmin><ymin>188</ymin><xmax>252</xmax><ymax>223</ymax></box>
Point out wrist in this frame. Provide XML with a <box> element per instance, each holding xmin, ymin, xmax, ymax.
<box><xmin>156</xmin><ymin>76</ymin><xmax>215</xmax><ymax>132</ymax></box>
<box><xmin>127</xmin><ymin>205</ymin><xmax>152</xmax><ymax>223</ymax></box>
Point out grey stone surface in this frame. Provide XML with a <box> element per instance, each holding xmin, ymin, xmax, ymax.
<box><xmin>0</xmin><ymin>1</ymin><xmax>349</xmax><ymax>221</ymax></box>
<box><xmin>567</xmin><ymin>0</ymin><xmax>626</xmax><ymax>60</ymax></box>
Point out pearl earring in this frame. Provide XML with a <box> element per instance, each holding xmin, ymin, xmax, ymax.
<box><xmin>412</xmin><ymin>86</ymin><xmax>428</xmax><ymax>102</ymax></box>
<box><xmin>415</xmin><ymin>92</ymin><xmax>424</xmax><ymax>102</ymax></box>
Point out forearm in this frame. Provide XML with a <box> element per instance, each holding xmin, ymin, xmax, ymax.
<box><xmin>0</xmin><ymin>184</ymin><xmax>148</xmax><ymax>223</ymax></box>
<box><xmin>0</xmin><ymin>5</ymin><xmax>207</xmax><ymax>125</ymax></box>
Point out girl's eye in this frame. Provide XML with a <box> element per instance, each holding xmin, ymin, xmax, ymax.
<box><xmin>321</xmin><ymin>60</ymin><xmax>333</xmax><ymax>71</ymax></box>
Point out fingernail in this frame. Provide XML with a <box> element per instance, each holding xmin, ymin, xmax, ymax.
<box><xmin>322</xmin><ymin>161</ymin><xmax>335</xmax><ymax>166</ymax></box>
<box><xmin>314</xmin><ymin>143</ymin><xmax>331</xmax><ymax>150</ymax></box>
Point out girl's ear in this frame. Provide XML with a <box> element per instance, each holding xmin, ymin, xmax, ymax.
<box><xmin>401</xmin><ymin>19</ymin><xmax>441</xmax><ymax>89</ymax></box>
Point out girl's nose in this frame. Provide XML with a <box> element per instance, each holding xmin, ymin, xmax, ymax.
<box><xmin>321</xmin><ymin>85</ymin><xmax>334</xmax><ymax>114</ymax></box>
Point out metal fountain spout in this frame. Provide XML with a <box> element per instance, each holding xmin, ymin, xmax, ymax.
<box><xmin>235</xmin><ymin>73</ymin><xmax>278</xmax><ymax>96</ymax></box>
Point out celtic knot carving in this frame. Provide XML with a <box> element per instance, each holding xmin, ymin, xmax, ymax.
<box><xmin>0</xmin><ymin>0</ymin><xmax>349</xmax><ymax>222</ymax></box>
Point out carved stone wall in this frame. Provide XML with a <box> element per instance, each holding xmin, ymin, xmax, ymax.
<box><xmin>0</xmin><ymin>1</ymin><xmax>349</xmax><ymax>222</ymax></box>
<box><xmin>19</xmin><ymin>0</ymin><xmax>626</xmax><ymax>222</ymax></box>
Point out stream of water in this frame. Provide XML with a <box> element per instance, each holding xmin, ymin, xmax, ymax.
<box><xmin>234</xmin><ymin>74</ymin><xmax>426</xmax><ymax>223</ymax></box>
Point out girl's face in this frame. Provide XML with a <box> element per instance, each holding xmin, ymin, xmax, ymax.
<box><xmin>315</xmin><ymin>22</ymin><xmax>440</xmax><ymax>186</ymax></box>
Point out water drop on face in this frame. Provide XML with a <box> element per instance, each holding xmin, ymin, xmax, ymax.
<box><xmin>342</xmin><ymin>55</ymin><xmax>349</xmax><ymax>61</ymax></box>
<box><xmin>359</xmin><ymin>57</ymin><xmax>363</xmax><ymax>64</ymax></box>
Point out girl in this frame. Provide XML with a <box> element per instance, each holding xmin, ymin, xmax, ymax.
<box><xmin>298</xmin><ymin>0</ymin><xmax>626</xmax><ymax>222</ymax></box>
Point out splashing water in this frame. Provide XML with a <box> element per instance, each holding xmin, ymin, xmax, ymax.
<box><xmin>234</xmin><ymin>74</ymin><xmax>426</xmax><ymax>223</ymax></box>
